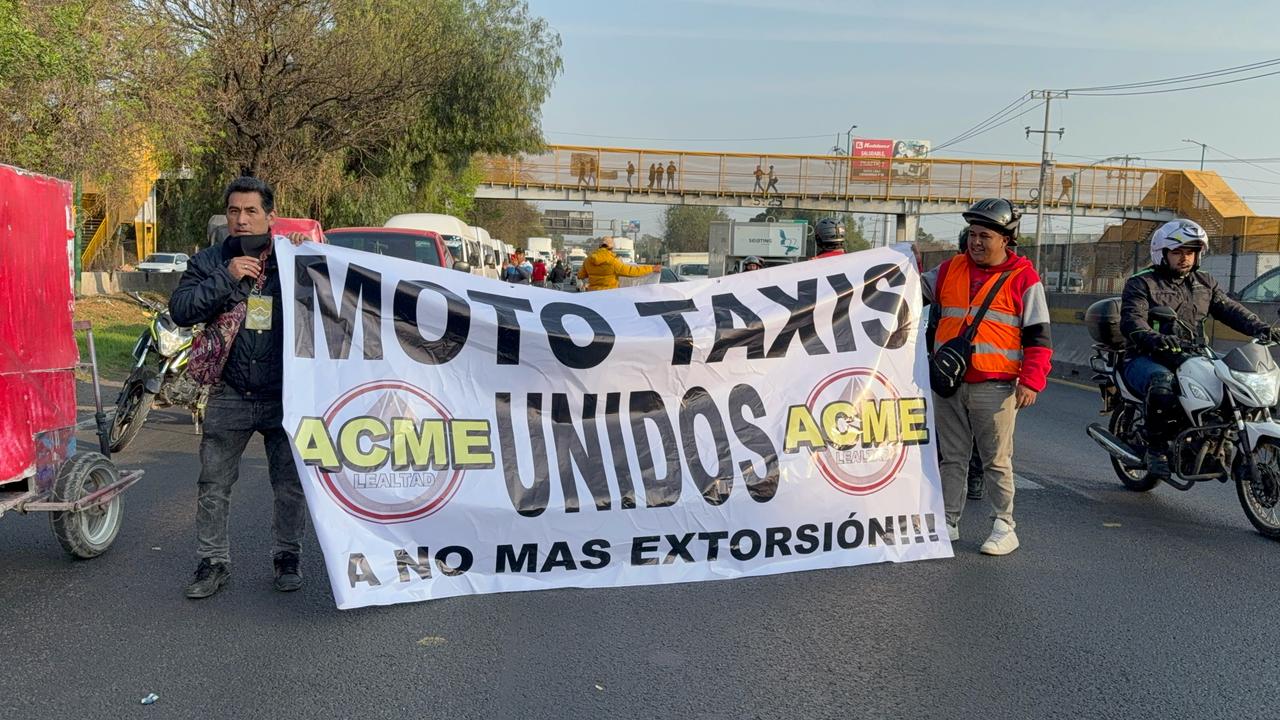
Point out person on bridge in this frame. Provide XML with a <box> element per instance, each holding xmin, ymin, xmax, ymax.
<box><xmin>923</xmin><ymin>198</ymin><xmax>1052</xmax><ymax>556</ymax></box>
<box><xmin>1058</xmin><ymin>175</ymin><xmax>1073</xmax><ymax>203</ymax></box>
<box><xmin>666</xmin><ymin>160</ymin><xmax>678</xmax><ymax>190</ymax></box>
<box><xmin>812</xmin><ymin>217</ymin><xmax>846</xmax><ymax>258</ymax></box>
<box><xmin>1119</xmin><ymin>219</ymin><xmax>1278</xmax><ymax>478</ymax></box>
<box><xmin>170</xmin><ymin>177</ymin><xmax>310</xmax><ymax>599</ymax></box>
<box><xmin>627</xmin><ymin>161</ymin><xmax>636</xmax><ymax>189</ymax></box>
<box><xmin>766</xmin><ymin>165</ymin><xmax>779</xmax><ymax>195</ymax></box>
<box><xmin>753</xmin><ymin>164</ymin><xmax>765</xmax><ymax>193</ymax></box>
<box><xmin>577</xmin><ymin>236</ymin><xmax>661</xmax><ymax>291</ymax></box>
<box><xmin>648</xmin><ymin>163</ymin><xmax>657</xmax><ymax>190</ymax></box>
<box><xmin>656</xmin><ymin>162</ymin><xmax>666</xmax><ymax>190</ymax></box>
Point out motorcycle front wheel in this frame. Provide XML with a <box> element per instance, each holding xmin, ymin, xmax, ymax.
<box><xmin>1237</xmin><ymin>438</ymin><xmax>1280</xmax><ymax>539</ymax></box>
<box><xmin>109</xmin><ymin>378</ymin><xmax>154</xmax><ymax>453</ymax></box>
<box><xmin>1110</xmin><ymin>404</ymin><xmax>1159</xmax><ymax>492</ymax></box>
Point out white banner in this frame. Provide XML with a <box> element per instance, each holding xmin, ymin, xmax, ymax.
<box><xmin>279</xmin><ymin>240</ymin><xmax>951</xmax><ymax>609</ymax></box>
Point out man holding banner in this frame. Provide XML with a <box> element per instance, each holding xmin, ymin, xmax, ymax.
<box><xmin>924</xmin><ymin>198</ymin><xmax>1052</xmax><ymax>556</ymax></box>
<box><xmin>280</xmin><ymin>234</ymin><xmax>952</xmax><ymax>609</ymax></box>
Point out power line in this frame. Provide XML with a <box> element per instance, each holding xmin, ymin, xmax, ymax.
<box><xmin>933</xmin><ymin>94</ymin><xmax>1032</xmax><ymax>151</ymax></box>
<box><xmin>1201</xmin><ymin>143</ymin><xmax>1280</xmax><ymax>179</ymax></box>
<box><xmin>1070</xmin><ymin>68</ymin><xmax>1280</xmax><ymax>96</ymax></box>
<box><xmin>1064</xmin><ymin>57</ymin><xmax>1280</xmax><ymax>92</ymax></box>
<box><xmin>934</xmin><ymin>98</ymin><xmax>1041</xmax><ymax>152</ymax></box>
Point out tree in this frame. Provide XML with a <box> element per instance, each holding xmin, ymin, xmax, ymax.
<box><xmin>662</xmin><ymin>205</ymin><xmax>728</xmax><ymax>253</ymax></box>
<box><xmin>0</xmin><ymin>0</ymin><xmax>204</xmax><ymax>199</ymax></box>
<box><xmin>466</xmin><ymin>199</ymin><xmax>544</xmax><ymax>248</ymax></box>
<box><xmin>146</xmin><ymin>0</ymin><xmax>561</xmax><ymax>225</ymax></box>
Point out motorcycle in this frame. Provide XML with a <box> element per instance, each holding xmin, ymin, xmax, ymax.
<box><xmin>109</xmin><ymin>292</ymin><xmax>202</xmax><ymax>452</ymax></box>
<box><xmin>1084</xmin><ymin>300</ymin><xmax>1280</xmax><ymax>539</ymax></box>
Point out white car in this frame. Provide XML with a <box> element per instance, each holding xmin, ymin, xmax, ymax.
<box><xmin>137</xmin><ymin>253</ymin><xmax>190</xmax><ymax>273</ymax></box>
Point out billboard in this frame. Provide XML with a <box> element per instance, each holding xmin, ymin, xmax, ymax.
<box><xmin>729</xmin><ymin>222</ymin><xmax>808</xmax><ymax>258</ymax></box>
<box><xmin>892</xmin><ymin>139</ymin><xmax>932</xmax><ymax>181</ymax></box>
<box><xmin>850</xmin><ymin>138</ymin><xmax>894</xmax><ymax>181</ymax></box>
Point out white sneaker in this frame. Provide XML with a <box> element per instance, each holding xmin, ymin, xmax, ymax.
<box><xmin>946</xmin><ymin>520</ymin><xmax>959</xmax><ymax>542</ymax></box>
<box><xmin>979</xmin><ymin>519</ymin><xmax>1019</xmax><ymax>556</ymax></box>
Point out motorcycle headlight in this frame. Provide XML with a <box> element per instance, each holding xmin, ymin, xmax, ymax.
<box><xmin>1229</xmin><ymin>367</ymin><xmax>1280</xmax><ymax>407</ymax></box>
<box><xmin>156</xmin><ymin>326</ymin><xmax>188</xmax><ymax>357</ymax></box>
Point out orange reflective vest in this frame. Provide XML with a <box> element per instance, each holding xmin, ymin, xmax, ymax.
<box><xmin>935</xmin><ymin>255</ymin><xmax>1026</xmax><ymax>375</ymax></box>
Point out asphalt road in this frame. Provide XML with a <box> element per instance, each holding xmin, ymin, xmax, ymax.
<box><xmin>3</xmin><ymin>382</ymin><xmax>1279</xmax><ymax>720</ymax></box>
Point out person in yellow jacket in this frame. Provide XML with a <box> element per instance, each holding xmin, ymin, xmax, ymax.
<box><xmin>577</xmin><ymin>237</ymin><xmax>661</xmax><ymax>291</ymax></box>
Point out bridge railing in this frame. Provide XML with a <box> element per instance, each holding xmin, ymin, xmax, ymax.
<box><xmin>479</xmin><ymin>145</ymin><xmax>1177</xmax><ymax>212</ymax></box>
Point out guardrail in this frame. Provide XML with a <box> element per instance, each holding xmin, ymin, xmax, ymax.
<box><xmin>479</xmin><ymin>144</ymin><xmax>1178</xmax><ymax>212</ymax></box>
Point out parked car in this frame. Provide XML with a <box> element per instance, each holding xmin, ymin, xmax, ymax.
<box><xmin>324</xmin><ymin>227</ymin><xmax>464</xmax><ymax>271</ymax></box>
<box><xmin>136</xmin><ymin>253</ymin><xmax>189</xmax><ymax>273</ymax></box>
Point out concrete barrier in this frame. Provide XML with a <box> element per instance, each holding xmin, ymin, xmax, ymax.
<box><xmin>79</xmin><ymin>272</ymin><xmax>118</xmax><ymax>296</ymax></box>
<box><xmin>116</xmin><ymin>271</ymin><xmax>183</xmax><ymax>297</ymax></box>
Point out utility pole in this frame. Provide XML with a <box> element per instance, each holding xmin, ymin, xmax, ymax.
<box><xmin>1183</xmin><ymin>138</ymin><xmax>1207</xmax><ymax>171</ymax></box>
<box><xmin>1026</xmin><ymin>90</ymin><xmax>1068</xmax><ymax>268</ymax></box>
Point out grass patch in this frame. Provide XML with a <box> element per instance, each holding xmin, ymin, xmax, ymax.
<box><xmin>74</xmin><ymin>295</ymin><xmax>156</xmax><ymax>382</ymax></box>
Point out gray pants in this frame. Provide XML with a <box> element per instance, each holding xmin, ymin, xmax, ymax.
<box><xmin>934</xmin><ymin>381</ymin><xmax>1018</xmax><ymax>528</ymax></box>
<box><xmin>196</xmin><ymin>384</ymin><xmax>306</xmax><ymax>564</ymax></box>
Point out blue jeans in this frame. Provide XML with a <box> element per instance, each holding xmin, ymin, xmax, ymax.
<box><xmin>1121</xmin><ymin>355</ymin><xmax>1175</xmax><ymax>397</ymax></box>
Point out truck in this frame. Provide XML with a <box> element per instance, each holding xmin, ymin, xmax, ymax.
<box><xmin>526</xmin><ymin>236</ymin><xmax>554</xmax><ymax>262</ymax></box>
<box><xmin>707</xmin><ymin>220</ymin><xmax>811</xmax><ymax>277</ymax></box>
<box><xmin>1201</xmin><ymin>252</ymin><xmax>1280</xmax><ymax>294</ymax></box>
<box><xmin>611</xmin><ymin>236</ymin><xmax>634</xmax><ymax>261</ymax></box>
<box><xmin>666</xmin><ymin>252</ymin><xmax>710</xmax><ymax>281</ymax></box>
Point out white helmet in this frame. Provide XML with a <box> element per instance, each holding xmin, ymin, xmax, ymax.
<box><xmin>1149</xmin><ymin>219</ymin><xmax>1209</xmax><ymax>267</ymax></box>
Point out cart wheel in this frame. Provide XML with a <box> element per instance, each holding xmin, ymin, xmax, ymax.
<box><xmin>49</xmin><ymin>452</ymin><xmax>123</xmax><ymax>559</ymax></box>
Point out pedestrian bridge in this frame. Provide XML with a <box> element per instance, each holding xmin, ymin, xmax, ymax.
<box><xmin>476</xmin><ymin>144</ymin><xmax>1279</xmax><ymax>243</ymax></box>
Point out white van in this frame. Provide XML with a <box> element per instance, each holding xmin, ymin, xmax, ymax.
<box><xmin>386</xmin><ymin>214</ymin><xmax>479</xmax><ymax>271</ymax></box>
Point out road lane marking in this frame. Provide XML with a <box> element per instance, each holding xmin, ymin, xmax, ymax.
<box><xmin>1014</xmin><ymin>474</ymin><xmax>1043</xmax><ymax>489</ymax></box>
<box><xmin>1048</xmin><ymin>377</ymin><xmax>1098</xmax><ymax>392</ymax></box>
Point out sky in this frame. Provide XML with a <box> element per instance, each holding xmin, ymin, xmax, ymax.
<box><xmin>523</xmin><ymin>0</ymin><xmax>1280</xmax><ymax>244</ymax></box>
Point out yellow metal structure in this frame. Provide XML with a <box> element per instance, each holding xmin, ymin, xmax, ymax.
<box><xmin>479</xmin><ymin>144</ymin><xmax>1280</xmax><ymax>245</ymax></box>
<box><xmin>79</xmin><ymin>150</ymin><xmax>161</xmax><ymax>269</ymax></box>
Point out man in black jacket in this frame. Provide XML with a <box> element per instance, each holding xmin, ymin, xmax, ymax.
<box><xmin>171</xmin><ymin>176</ymin><xmax>308</xmax><ymax>599</ymax></box>
<box><xmin>1120</xmin><ymin>219</ymin><xmax>1278</xmax><ymax>476</ymax></box>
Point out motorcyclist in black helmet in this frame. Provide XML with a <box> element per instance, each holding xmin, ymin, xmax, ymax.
<box><xmin>813</xmin><ymin>218</ymin><xmax>845</xmax><ymax>259</ymax></box>
<box><xmin>741</xmin><ymin>255</ymin><xmax>763</xmax><ymax>272</ymax></box>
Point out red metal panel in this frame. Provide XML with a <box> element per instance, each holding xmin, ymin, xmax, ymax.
<box><xmin>0</xmin><ymin>165</ymin><xmax>76</xmax><ymax>482</ymax></box>
<box><xmin>272</xmin><ymin>217</ymin><xmax>324</xmax><ymax>243</ymax></box>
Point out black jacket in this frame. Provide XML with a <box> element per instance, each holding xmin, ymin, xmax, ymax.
<box><xmin>170</xmin><ymin>236</ymin><xmax>285</xmax><ymax>399</ymax></box>
<box><xmin>1120</xmin><ymin>264</ymin><xmax>1268</xmax><ymax>354</ymax></box>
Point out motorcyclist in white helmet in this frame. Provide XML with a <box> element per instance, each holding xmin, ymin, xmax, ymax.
<box><xmin>1120</xmin><ymin>219</ymin><xmax>1279</xmax><ymax>477</ymax></box>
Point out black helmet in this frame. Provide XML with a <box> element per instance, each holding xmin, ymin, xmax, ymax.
<box><xmin>962</xmin><ymin>198</ymin><xmax>1020</xmax><ymax>245</ymax></box>
<box><xmin>814</xmin><ymin>217</ymin><xmax>845</xmax><ymax>248</ymax></box>
<box><xmin>743</xmin><ymin>255</ymin><xmax>763</xmax><ymax>270</ymax></box>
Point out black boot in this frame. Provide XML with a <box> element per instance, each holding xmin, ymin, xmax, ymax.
<box><xmin>273</xmin><ymin>551</ymin><xmax>302</xmax><ymax>592</ymax></box>
<box><xmin>966</xmin><ymin>443</ymin><xmax>984</xmax><ymax>499</ymax></box>
<box><xmin>1143</xmin><ymin>374</ymin><xmax>1178</xmax><ymax>479</ymax></box>
<box><xmin>185</xmin><ymin>558</ymin><xmax>231</xmax><ymax>599</ymax></box>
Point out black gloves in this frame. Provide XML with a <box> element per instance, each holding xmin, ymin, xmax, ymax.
<box><xmin>1255</xmin><ymin>327</ymin><xmax>1280</xmax><ymax>344</ymax></box>
<box><xmin>1137</xmin><ymin>331</ymin><xmax>1182</xmax><ymax>354</ymax></box>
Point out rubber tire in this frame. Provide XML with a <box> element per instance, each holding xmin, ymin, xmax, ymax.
<box><xmin>49</xmin><ymin>452</ymin><xmax>123</xmax><ymax>559</ymax></box>
<box><xmin>109</xmin><ymin>380</ymin><xmax>154</xmax><ymax>453</ymax></box>
<box><xmin>1110</xmin><ymin>404</ymin><xmax>1159</xmax><ymax>492</ymax></box>
<box><xmin>1236</xmin><ymin>438</ymin><xmax>1280</xmax><ymax>539</ymax></box>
